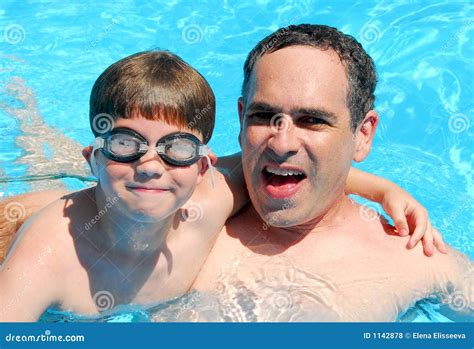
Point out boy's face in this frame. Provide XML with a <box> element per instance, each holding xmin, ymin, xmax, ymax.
<box><xmin>87</xmin><ymin>117</ymin><xmax>210</xmax><ymax>223</ymax></box>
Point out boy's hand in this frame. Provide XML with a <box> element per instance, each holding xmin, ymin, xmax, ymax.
<box><xmin>381</xmin><ymin>190</ymin><xmax>447</xmax><ymax>257</ymax></box>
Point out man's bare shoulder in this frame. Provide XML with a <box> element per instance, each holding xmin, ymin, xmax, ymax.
<box><xmin>4</xmin><ymin>188</ymin><xmax>95</xmax><ymax>264</ymax></box>
<box><xmin>349</xmin><ymin>211</ymin><xmax>471</xmax><ymax>293</ymax></box>
<box><xmin>0</xmin><ymin>188</ymin><xmax>98</xmax><ymax>320</ymax></box>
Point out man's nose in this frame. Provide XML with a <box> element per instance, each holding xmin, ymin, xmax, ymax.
<box><xmin>134</xmin><ymin>149</ymin><xmax>166</xmax><ymax>178</ymax></box>
<box><xmin>266</xmin><ymin>114</ymin><xmax>301</xmax><ymax>158</ymax></box>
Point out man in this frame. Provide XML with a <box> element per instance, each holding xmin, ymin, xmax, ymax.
<box><xmin>191</xmin><ymin>24</ymin><xmax>472</xmax><ymax>321</ymax></box>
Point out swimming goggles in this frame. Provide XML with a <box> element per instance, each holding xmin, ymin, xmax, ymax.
<box><xmin>90</xmin><ymin>127</ymin><xmax>215</xmax><ymax>186</ymax></box>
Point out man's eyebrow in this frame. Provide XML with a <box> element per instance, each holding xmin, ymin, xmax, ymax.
<box><xmin>245</xmin><ymin>102</ymin><xmax>281</xmax><ymax>113</ymax></box>
<box><xmin>294</xmin><ymin>108</ymin><xmax>338</xmax><ymax>121</ymax></box>
<box><xmin>245</xmin><ymin>102</ymin><xmax>338</xmax><ymax>121</ymax></box>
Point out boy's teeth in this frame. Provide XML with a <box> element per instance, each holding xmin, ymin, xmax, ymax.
<box><xmin>266</xmin><ymin>167</ymin><xmax>304</xmax><ymax>176</ymax></box>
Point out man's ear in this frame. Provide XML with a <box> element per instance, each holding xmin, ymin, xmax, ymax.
<box><xmin>353</xmin><ymin>110</ymin><xmax>379</xmax><ymax>162</ymax></box>
<box><xmin>238</xmin><ymin>97</ymin><xmax>245</xmax><ymax>146</ymax></box>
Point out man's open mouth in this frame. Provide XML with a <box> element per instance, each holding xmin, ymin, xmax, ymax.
<box><xmin>261</xmin><ymin>165</ymin><xmax>307</xmax><ymax>199</ymax></box>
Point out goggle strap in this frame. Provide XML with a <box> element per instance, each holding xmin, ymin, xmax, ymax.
<box><xmin>90</xmin><ymin>137</ymin><xmax>104</xmax><ymax>177</ymax></box>
<box><xmin>90</xmin><ymin>146</ymin><xmax>99</xmax><ymax>177</ymax></box>
<box><xmin>198</xmin><ymin>145</ymin><xmax>211</xmax><ymax>157</ymax></box>
<box><xmin>203</xmin><ymin>154</ymin><xmax>215</xmax><ymax>189</ymax></box>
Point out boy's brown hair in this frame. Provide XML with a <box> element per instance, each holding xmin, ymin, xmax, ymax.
<box><xmin>89</xmin><ymin>50</ymin><xmax>215</xmax><ymax>143</ymax></box>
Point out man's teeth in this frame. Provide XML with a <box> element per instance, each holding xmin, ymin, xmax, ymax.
<box><xmin>265</xmin><ymin>167</ymin><xmax>304</xmax><ymax>176</ymax></box>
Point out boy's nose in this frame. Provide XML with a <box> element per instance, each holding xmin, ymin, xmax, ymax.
<box><xmin>134</xmin><ymin>149</ymin><xmax>166</xmax><ymax>177</ymax></box>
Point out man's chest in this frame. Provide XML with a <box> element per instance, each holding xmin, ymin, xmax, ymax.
<box><xmin>209</xmin><ymin>243</ymin><xmax>431</xmax><ymax>321</ymax></box>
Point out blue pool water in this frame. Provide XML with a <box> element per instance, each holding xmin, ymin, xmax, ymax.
<box><xmin>0</xmin><ymin>0</ymin><xmax>472</xmax><ymax>322</ymax></box>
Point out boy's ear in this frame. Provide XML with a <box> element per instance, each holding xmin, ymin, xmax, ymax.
<box><xmin>353</xmin><ymin>110</ymin><xmax>379</xmax><ymax>162</ymax></box>
<box><xmin>82</xmin><ymin>146</ymin><xmax>93</xmax><ymax>166</ymax></box>
<box><xmin>82</xmin><ymin>146</ymin><xmax>99</xmax><ymax>177</ymax></box>
<box><xmin>196</xmin><ymin>151</ymin><xmax>217</xmax><ymax>185</ymax></box>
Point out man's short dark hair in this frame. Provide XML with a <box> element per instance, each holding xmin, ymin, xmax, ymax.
<box><xmin>242</xmin><ymin>24</ymin><xmax>377</xmax><ymax>131</ymax></box>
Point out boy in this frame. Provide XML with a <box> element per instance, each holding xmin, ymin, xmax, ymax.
<box><xmin>0</xmin><ymin>50</ymin><xmax>444</xmax><ymax>321</ymax></box>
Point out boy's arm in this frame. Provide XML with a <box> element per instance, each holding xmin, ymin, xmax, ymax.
<box><xmin>185</xmin><ymin>152</ymin><xmax>248</xmax><ymax>245</ymax></box>
<box><xmin>346</xmin><ymin>167</ymin><xmax>446</xmax><ymax>256</ymax></box>
<box><xmin>0</xmin><ymin>216</ymin><xmax>63</xmax><ymax>321</ymax></box>
<box><xmin>214</xmin><ymin>152</ymin><xmax>249</xmax><ymax>216</ymax></box>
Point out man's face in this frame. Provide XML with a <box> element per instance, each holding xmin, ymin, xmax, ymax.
<box><xmin>239</xmin><ymin>45</ymin><xmax>358</xmax><ymax>227</ymax></box>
